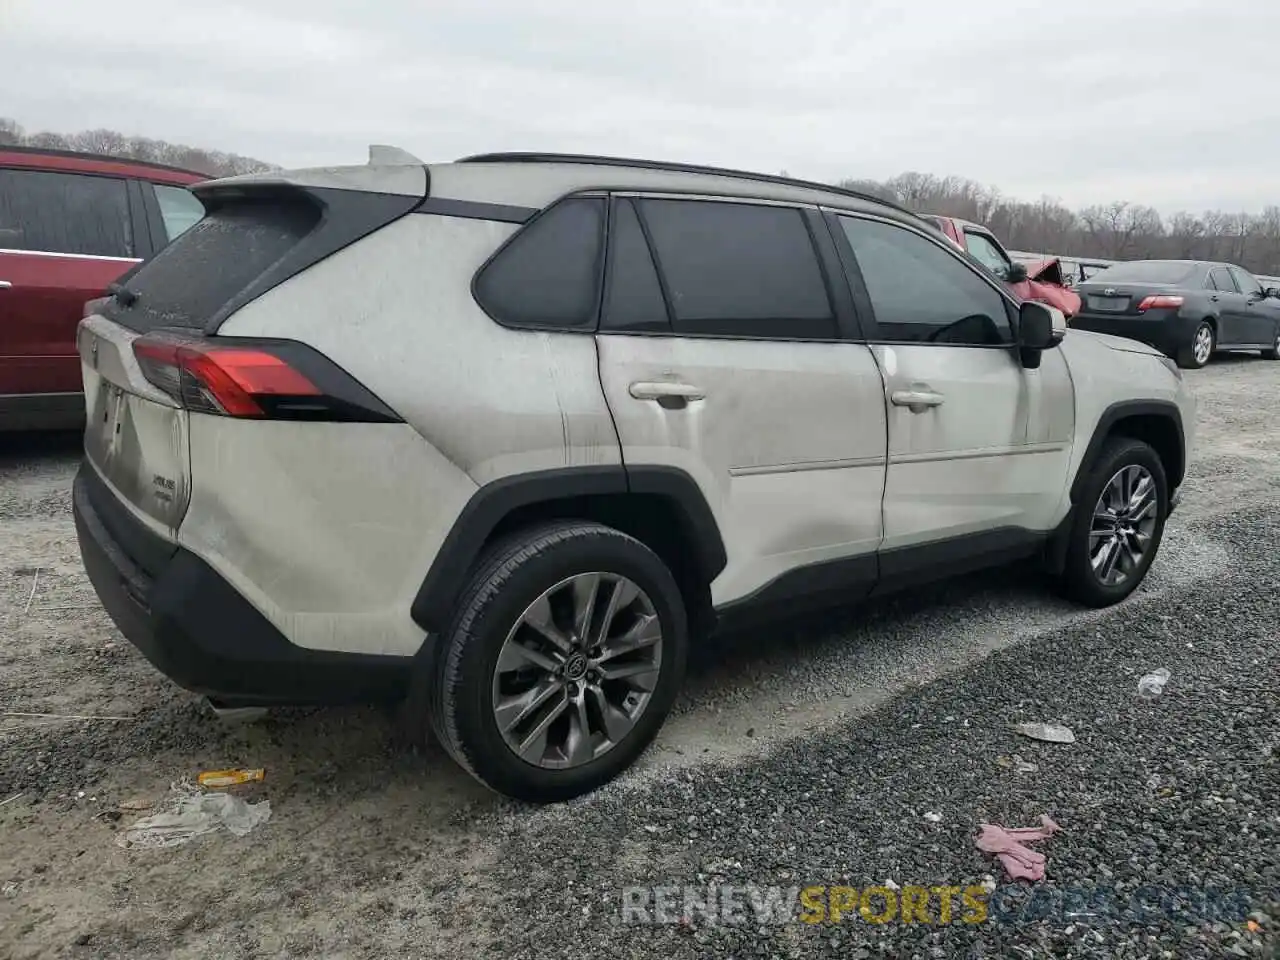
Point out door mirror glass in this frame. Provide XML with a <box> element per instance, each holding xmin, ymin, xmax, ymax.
<box><xmin>1005</xmin><ymin>261</ymin><xmax>1029</xmax><ymax>283</ymax></box>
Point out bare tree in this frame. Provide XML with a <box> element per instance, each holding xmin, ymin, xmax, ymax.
<box><xmin>0</xmin><ymin>117</ymin><xmax>275</xmax><ymax>177</ymax></box>
<box><xmin>0</xmin><ymin>118</ymin><xmax>23</xmax><ymax>146</ymax></box>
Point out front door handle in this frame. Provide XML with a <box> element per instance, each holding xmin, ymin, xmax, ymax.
<box><xmin>0</xmin><ymin>280</ymin><xmax>11</xmax><ymax>290</ymax></box>
<box><xmin>629</xmin><ymin>381</ymin><xmax>706</xmax><ymax>405</ymax></box>
<box><xmin>891</xmin><ymin>388</ymin><xmax>945</xmax><ymax>413</ymax></box>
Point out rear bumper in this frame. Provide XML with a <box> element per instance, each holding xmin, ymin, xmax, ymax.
<box><xmin>1070</xmin><ymin>313</ymin><xmax>1196</xmax><ymax>356</ymax></box>
<box><xmin>73</xmin><ymin>462</ymin><xmax>410</xmax><ymax>706</ymax></box>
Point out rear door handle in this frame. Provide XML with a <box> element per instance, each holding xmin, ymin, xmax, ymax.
<box><xmin>891</xmin><ymin>388</ymin><xmax>945</xmax><ymax>413</ymax></box>
<box><xmin>629</xmin><ymin>381</ymin><xmax>705</xmax><ymax>404</ymax></box>
<box><xmin>0</xmin><ymin>281</ymin><xmax>11</xmax><ymax>290</ymax></box>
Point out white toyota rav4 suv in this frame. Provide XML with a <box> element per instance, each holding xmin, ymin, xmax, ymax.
<box><xmin>74</xmin><ymin>150</ymin><xmax>1195</xmax><ymax>802</ymax></box>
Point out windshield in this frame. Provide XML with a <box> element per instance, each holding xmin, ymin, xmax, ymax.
<box><xmin>1088</xmin><ymin>261</ymin><xmax>1199</xmax><ymax>285</ymax></box>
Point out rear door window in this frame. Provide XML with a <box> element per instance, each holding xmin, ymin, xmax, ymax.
<box><xmin>153</xmin><ymin>184</ymin><xmax>205</xmax><ymax>243</ymax></box>
<box><xmin>1230</xmin><ymin>266</ymin><xmax>1261</xmax><ymax>296</ymax></box>
<box><xmin>634</xmin><ymin>198</ymin><xmax>836</xmax><ymax>339</ymax></box>
<box><xmin>1210</xmin><ymin>267</ymin><xmax>1238</xmax><ymax>293</ymax></box>
<box><xmin>474</xmin><ymin>197</ymin><xmax>606</xmax><ymax>329</ymax></box>
<box><xmin>602</xmin><ymin>198</ymin><xmax>669</xmax><ymax>333</ymax></box>
<box><xmin>0</xmin><ymin>168</ymin><xmax>133</xmax><ymax>258</ymax></box>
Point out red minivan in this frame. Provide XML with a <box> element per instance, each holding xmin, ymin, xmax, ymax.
<box><xmin>0</xmin><ymin>147</ymin><xmax>206</xmax><ymax>430</ymax></box>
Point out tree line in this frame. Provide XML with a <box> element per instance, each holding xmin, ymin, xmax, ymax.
<box><xmin>837</xmin><ymin>172</ymin><xmax>1280</xmax><ymax>275</ymax></box>
<box><xmin>6</xmin><ymin>119</ymin><xmax>1278</xmax><ymax>273</ymax></box>
<box><xmin>0</xmin><ymin>118</ymin><xmax>275</xmax><ymax>179</ymax></box>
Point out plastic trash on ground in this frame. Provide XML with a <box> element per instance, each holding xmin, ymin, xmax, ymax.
<box><xmin>1137</xmin><ymin>667</ymin><xmax>1172</xmax><ymax>699</ymax></box>
<box><xmin>198</xmin><ymin>767</ymin><xmax>265</xmax><ymax>788</ymax></box>
<box><xmin>1013</xmin><ymin>722</ymin><xmax>1076</xmax><ymax>744</ymax></box>
<box><xmin>117</xmin><ymin>781</ymin><xmax>270</xmax><ymax>849</ymax></box>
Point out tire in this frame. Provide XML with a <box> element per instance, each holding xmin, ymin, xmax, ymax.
<box><xmin>1057</xmin><ymin>437</ymin><xmax>1169</xmax><ymax>608</ymax></box>
<box><xmin>1262</xmin><ymin>325</ymin><xmax>1280</xmax><ymax>360</ymax></box>
<box><xmin>1176</xmin><ymin>320</ymin><xmax>1214</xmax><ymax>369</ymax></box>
<box><xmin>417</xmin><ymin>521</ymin><xmax>687</xmax><ymax>802</ymax></box>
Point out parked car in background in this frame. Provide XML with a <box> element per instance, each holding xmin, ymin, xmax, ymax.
<box><xmin>1078</xmin><ymin>258</ymin><xmax>1117</xmax><ymax>282</ymax></box>
<box><xmin>0</xmin><ymin>146</ymin><xmax>206</xmax><ymax>430</ymax></box>
<box><xmin>1073</xmin><ymin>259</ymin><xmax>1280</xmax><ymax>368</ymax></box>
<box><xmin>74</xmin><ymin>149</ymin><xmax>1194</xmax><ymax>802</ymax></box>
<box><xmin>923</xmin><ymin>215</ymin><xmax>1081</xmax><ymax>318</ymax></box>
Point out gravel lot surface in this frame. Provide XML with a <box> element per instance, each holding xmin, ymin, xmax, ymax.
<box><xmin>1</xmin><ymin>356</ymin><xmax>1277</xmax><ymax>959</ymax></box>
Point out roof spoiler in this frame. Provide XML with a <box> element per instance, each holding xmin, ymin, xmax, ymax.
<box><xmin>368</xmin><ymin>144</ymin><xmax>424</xmax><ymax>165</ymax></box>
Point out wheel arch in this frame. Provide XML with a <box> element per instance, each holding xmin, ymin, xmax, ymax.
<box><xmin>1069</xmin><ymin>400</ymin><xmax>1186</xmax><ymax>505</ymax></box>
<box><xmin>409</xmin><ymin>465</ymin><xmax>726</xmax><ymax>637</ymax></box>
<box><xmin>1044</xmin><ymin>400</ymin><xmax>1184</xmax><ymax>577</ymax></box>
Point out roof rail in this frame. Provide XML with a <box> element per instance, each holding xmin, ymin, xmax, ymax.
<box><xmin>0</xmin><ymin>142</ymin><xmax>208</xmax><ymax>178</ymax></box>
<box><xmin>455</xmin><ymin>152</ymin><xmax>917</xmax><ymax>218</ymax></box>
<box><xmin>369</xmin><ymin>144</ymin><xmax>424</xmax><ymax>165</ymax></box>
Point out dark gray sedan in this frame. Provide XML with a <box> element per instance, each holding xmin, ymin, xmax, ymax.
<box><xmin>1072</xmin><ymin>259</ymin><xmax>1280</xmax><ymax>368</ymax></box>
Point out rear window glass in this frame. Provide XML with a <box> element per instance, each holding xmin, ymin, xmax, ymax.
<box><xmin>1089</xmin><ymin>261</ymin><xmax>1198</xmax><ymax>284</ymax></box>
<box><xmin>474</xmin><ymin>197</ymin><xmax>605</xmax><ymax>329</ymax></box>
<box><xmin>0</xmin><ymin>168</ymin><xmax>132</xmax><ymax>257</ymax></box>
<box><xmin>106</xmin><ymin>196</ymin><xmax>320</xmax><ymax>331</ymax></box>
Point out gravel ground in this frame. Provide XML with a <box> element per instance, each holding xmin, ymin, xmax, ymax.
<box><xmin>1</xmin><ymin>356</ymin><xmax>1277</xmax><ymax>959</ymax></box>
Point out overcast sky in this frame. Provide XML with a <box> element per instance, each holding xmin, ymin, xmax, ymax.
<box><xmin>4</xmin><ymin>0</ymin><xmax>1278</xmax><ymax>213</ymax></box>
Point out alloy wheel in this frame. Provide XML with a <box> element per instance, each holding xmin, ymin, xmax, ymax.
<box><xmin>1193</xmin><ymin>325</ymin><xmax>1213</xmax><ymax>365</ymax></box>
<box><xmin>491</xmin><ymin>572</ymin><xmax>663</xmax><ymax>769</ymax></box>
<box><xmin>1090</xmin><ymin>464</ymin><xmax>1159</xmax><ymax>587</ymax></box>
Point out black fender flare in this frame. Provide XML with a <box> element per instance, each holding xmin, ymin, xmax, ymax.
<box><xmin>1045</xmin><ymin>399</ymin><xmax>1185</xmax><ymax>575</ymax></box>
<box><xmin>1068</xmin><ymin>399</ymin><xmax>1185</xmax><ymax>504</ymax></box>
<box><xmin>409</xmin><ymin>465</ymin><xmax>727</xmax><ymax>633</ymax></box>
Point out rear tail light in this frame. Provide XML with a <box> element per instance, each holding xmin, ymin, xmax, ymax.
<box><xmin>1136</xmin><ymin>295</ymin><xmax>1184</xmax><ymax>312</ymax></box>
<box><xmin>131</xmin><ymin>334</ymin><xmax>400</xmax><ymax>423</ymax></box>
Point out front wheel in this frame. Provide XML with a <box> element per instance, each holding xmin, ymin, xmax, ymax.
<box><xmin>1177</xmin><ymin>321</ymin><xmax>1215</xmax><ymax>369</ymax></box>
<box><xmin>1057</xmin><ymin>437</ymin><xmax>1169</xmax><ymax>608</ymax></box>
<box><xmin>421</xmin><ymin>521</ymin><xmax>687</xmax><ymax>802</ymax></box>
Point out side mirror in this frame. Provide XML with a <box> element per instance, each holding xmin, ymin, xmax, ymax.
<box><xmin>1267</xmin><ymin>287</ymin><xmax>1280</xmax><ymax>299</ymax></box>
<box><xmin>1017</xmin><ymin>301</ymin><xmax>1066</xmax><ymax>368</ymax></box>
<box><xmin>1005</xmin><ymin>261</ymin><xmax>1029</xmax><ymax>283</ymax></box>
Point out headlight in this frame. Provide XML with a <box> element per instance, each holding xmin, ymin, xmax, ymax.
<box><xmin>1157</xmin><ymin>355</ymin><xmax>1183</xmax><ymax>379</ymax></box>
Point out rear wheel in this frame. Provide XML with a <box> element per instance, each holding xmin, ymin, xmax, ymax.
<box><xmin>420</xmin><ymin>521</ymin><xmax>687</xmax><ymax>802</ymax></box>
<box><xmin>1177</xmin><ymin>321</ymin><xmax>1215</xmax><ymax>369</ymax></box>
<box><xmin>1057</xmin><ymin>437</ymin><xmax>1168</xmax><ymax>608</ymax></box>
<box><xmin>1262</xmin><ymin>325</ymin><xmax>1280</xmax><ymax>360</ymax></box>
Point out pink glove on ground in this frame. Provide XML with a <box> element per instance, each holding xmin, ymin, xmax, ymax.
<box><xmin>975</xmin><ymin>814</ymin><xmax>1062</xmax><ymax>881</ymax></box>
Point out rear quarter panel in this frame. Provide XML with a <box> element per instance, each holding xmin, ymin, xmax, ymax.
<box><xmin>204</xmin><ymin>211</ymin><xmax>623</xmax><ymax>655</ymax></box>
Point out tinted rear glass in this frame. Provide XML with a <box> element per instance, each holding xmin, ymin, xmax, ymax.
<box><xmin>1089</xmin><ymin>261</ymin><xmax>1199</xmax><ymax>284</ymax></box>
<box><xmin>105</xmin><ymin>195</ymin><xmax>320</xmax><ymax>332</ymax></box>
<box><xmin>474</xmin><ymin>197</ymin><xmax>605</xmax><ymax>329</ymax></box>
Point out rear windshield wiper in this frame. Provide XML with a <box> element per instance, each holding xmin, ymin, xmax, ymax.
<box><xmin>107</xmin><ymin>282</ymin><xmax>139</xmax><ymax>307</ymax></box>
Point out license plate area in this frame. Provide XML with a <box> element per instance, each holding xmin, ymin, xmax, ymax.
<box><xmin>1087</xmin><ymin>295</ymin><xmax>1130</xmax><ymax>312</ymax></box>
<box><xmin>79</xmin><ymin>316</ymin><xmax>191</xmax><ymax>535</ymax></box>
